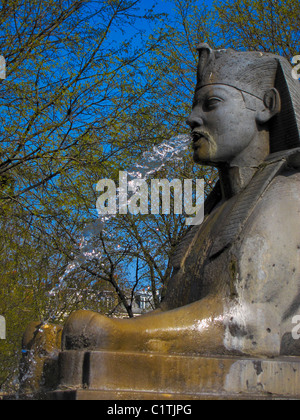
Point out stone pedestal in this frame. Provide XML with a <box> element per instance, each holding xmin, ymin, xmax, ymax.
<box><xmin>47</xmin><ymin>350</ymin><xmax>300</xmax><ymax>400</ymax></box>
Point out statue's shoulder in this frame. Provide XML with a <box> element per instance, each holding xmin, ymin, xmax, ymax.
<box><xmin>245</xmin><ymin>168</ymin><xmax>300</xmax><ymax>240</ymax></box>
<box><xmin>260</xmin><ymin>168</ymin><xmax>300</xmax><ymax>208</ymax></box>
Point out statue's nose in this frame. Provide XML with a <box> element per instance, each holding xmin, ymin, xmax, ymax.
<box><xmin>186</xmin><ymin>109</ymin><xmax>204</xmax><ymax>130</ymax></box>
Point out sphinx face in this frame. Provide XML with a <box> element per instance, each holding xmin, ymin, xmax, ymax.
<box><xmin>186</xmin><ymin>85</ymin><xmax>260</xmax><ymax>166</ymax></box>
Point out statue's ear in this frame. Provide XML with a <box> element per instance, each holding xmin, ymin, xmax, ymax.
<box><xmin>256</xmin><ymin>88</ymin><xmax>281</xmax><ymax>124</ymax></box>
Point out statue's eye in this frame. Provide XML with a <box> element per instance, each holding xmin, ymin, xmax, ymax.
<box><xmin>205</xmin><ymin>97</ymin><xmax>222</xmax><ymax>109</ymax></box>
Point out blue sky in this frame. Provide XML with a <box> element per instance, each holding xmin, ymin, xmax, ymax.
<box><xmin>109</xmin><ymin>0</ymin><xmax>217</xmax><ymax>47</ymax></box>
<box><xmin>137</xmin><ymin>0</ymin><xmax>216</xmax><ymax>37</ymax></box>
<box><xmin>139</xmin><ymin>0</ymin><xmax>215</xmax><ymax>13</ymax></box>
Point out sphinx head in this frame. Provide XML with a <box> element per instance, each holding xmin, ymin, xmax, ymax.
<box><xmin>187</xmin><ymin>44</ymin><xmax>300</xmax><ymax>167</ymax></box>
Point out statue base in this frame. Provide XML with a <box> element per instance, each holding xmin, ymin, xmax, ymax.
<box><xmin>45</xmin><ymin>350</ymin><xmax>300</xmax><ymax>400</ymax></box>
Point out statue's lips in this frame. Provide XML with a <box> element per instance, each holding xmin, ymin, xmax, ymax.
<box><xmin>191</xmin><ymin>131</ymin><xmax>209</xmax><ymax>150</ymax></box>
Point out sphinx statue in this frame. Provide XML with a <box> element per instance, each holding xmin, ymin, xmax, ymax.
<box><xmin>61</xmin><ymin>45</ymin><xmax>300</xmax><ymax>358</ymax></box>
<box><xmin>21</xmin><ymin>45</ymin><xmax>300</xmax><ymax>397</ymax></box>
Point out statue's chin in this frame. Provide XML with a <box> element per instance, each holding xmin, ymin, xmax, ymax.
<box><xmin>192</xmin><ymin>141</ymin><xmax>217</xmax><ymax>165</ymax></box>
<box><xmin>193</xmin><ymin>152</ymin><xmax>216</xmax><ymax>167</ymax></box>
<box><xmin>193</xmin><ymin>147</ymin><xmax>209</xmax><ymax>162</ymax></box>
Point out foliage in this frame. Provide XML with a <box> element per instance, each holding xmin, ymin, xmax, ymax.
<box><xmin>214</xmin><ymin>0</ymin><xmax>300</xmax><ymax>59</ymax></box>
<box><xmin>0</xmin><ymin>0</ymin><xmax>172</xmax><ymax>391</ymax></box>
<box><xmin>0</xmin><ymin>0</ymin><xmax>299</xmax><ymax>392</ymax></box>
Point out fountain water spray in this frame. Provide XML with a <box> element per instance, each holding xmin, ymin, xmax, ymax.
<box><xmin>49</xmin><ymin>135</ymin><xmax>193</xmax><ymax>305</ymax></box>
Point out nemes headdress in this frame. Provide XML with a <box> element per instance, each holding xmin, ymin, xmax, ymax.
<box><xmin>195</xmin><ymin>43</ymin><xmax>300</xmax><ymax>153</ymax></box>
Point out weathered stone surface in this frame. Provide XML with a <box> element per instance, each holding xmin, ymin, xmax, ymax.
<box><xmin>51</xmin><ymin>350</ymin><xmax>300</xmax><ymax>400</ymax></box>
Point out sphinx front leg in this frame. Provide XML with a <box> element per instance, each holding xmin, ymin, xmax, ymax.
<box><xmin>62</xmin><ymin>294</ymin><xmax>228</xmax><ymax>355</ymax></box>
